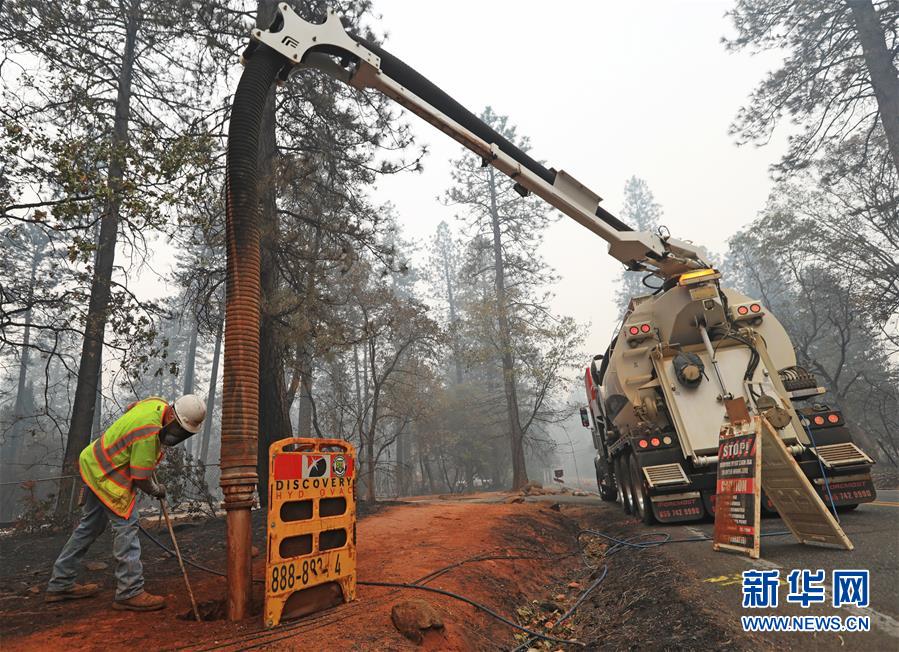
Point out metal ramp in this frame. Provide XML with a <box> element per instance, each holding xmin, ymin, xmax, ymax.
<box><xmin>642</xmin><ymin>463</ymin><xmax>690</xmax><ymax>488</ymax></box>
<box><xmin>810</xmin><ymin>442</ymin><xmax>874</xmax><ymax>468</ymax></box>
<box><xmin>759</xmin><ymin>419</ymin><xmax>853</xmax><ymax>550</ymax></box>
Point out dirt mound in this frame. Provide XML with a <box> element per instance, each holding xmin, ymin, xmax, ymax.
<box><xmin>0</xmin><ymin>499</ymin><xmax>580</xmax><ymax>650</ymax></box>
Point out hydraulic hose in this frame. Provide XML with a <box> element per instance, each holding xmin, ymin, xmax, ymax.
<box><xmin>221</xmin><ymin>43</ymin><xmax>288</xmax><ymax>619</ymax></box>
<box><xmin>356</xmin><ymin>36</ymin><xmax>553</xmax><ymax>187</ymax></box>
<box><xmin>222</xmin><ymin>44</ymin><xmax>283</xmax><ymax>508</ymax></box>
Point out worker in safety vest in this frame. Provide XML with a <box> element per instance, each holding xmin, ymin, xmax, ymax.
<box><xmin>45</xmin><ymin>394</ymin><xmax>206</xmax><ymax>611</ymax></box>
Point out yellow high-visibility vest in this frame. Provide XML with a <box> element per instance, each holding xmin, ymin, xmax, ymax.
<box><xmin>79</xmin><ymin>397</ymin><xmax>166</xmax><ymax>518</ymax></box>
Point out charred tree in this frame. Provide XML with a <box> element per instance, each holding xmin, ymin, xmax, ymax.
<box><xmin>255</xmin><ymin>0</ymin><xmax>293</xmax><ymax>504</ymax></box>
<box><xmin>200</xmin><ymin>313</ymin><xmax>224</xmax><ymax>465</ymax></box>
<box><xmin>486</xmin><ymin>167</ymin><xmax>528</xmax><ymax>490</ymax></box>
<box><xmin>56</xmin><ymin>3</ymin><xmax>140</xmax><ymax>519</ymax></box>
<box><xmin>182</xmin><ymin>317</ymin><xmax>199</xmax><ymax>457</ymax></box>
<box><xmin>849</xmin><ymin>0</ymin><xmax>899</xmax><ymax>172</ymax></box>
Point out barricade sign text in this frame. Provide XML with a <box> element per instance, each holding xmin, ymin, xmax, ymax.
<box><xmin>265</xmin><ymin>438</ymin><xmax>357</xmax><ymax>628</ymax></box>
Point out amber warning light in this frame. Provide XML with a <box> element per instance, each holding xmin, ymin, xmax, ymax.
<box><xmin>678</xmin><ymin>268</ymin><xmax>721</xmax><ymax>286</ymax></box>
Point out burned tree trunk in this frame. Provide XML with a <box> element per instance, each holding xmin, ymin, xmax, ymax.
<box><xmin>487</xmin><ymin>167</ymin><xmax>528</xmax><ymax>490</ymax></box>
<box><xmin>182</xmin><ymin>317</ymin><xmax>199</xmax><ymax>457</ymax></box>
<box><xmin>56</xmin><ymin>3</ymin><xmax>140</xmax><ymax>519</ymax></box>
<box><xmin>200</xmin><ymin>313</ymin><xmax>223</xmax><ymax>464</ymax></box>
<box><xmin>294</xmin><ymin>226</ymin><xmax>322</xmax><ymax>438</ymax></box>
<box><xmin>255</xmin><ymin>0</ymin><xmax>292</xmax><ymax>505</ymax></box>
<box><xmin>849</xmin><ymin>0</ymin><xmax>899</xmax><ymax>172</ymax></box>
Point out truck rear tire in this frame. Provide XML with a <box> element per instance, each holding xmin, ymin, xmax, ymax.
<box><xmin>595</xmin><ymin>463</ymin><xmax>618</xmax><ymax>502</ymax></box>
<box><xmin>616</xmin><ymin>456</ymin><xmax>634</xmax><ymax>515</ymax></box>
<box><xmin>629</xmin><ymin>455</ymin><xmax>656</xmax><ymax>525</ymax></box>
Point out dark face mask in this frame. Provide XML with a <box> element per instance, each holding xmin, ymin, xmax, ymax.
<box><xmin>159</xmin><ymin>421</ymin><xmax>193</xmax><ymax>447</ymax></box>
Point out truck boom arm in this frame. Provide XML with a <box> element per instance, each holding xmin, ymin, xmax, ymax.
<box><xmin>247</xmin><ymin>4</ymin><xmax>709</xmax><ymax>278</ymax></box>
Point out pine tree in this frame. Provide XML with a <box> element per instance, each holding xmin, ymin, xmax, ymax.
<box><xmin>427</xmin><ymin>221</ymin><xmax>464</xmax><ymax>385</ymax></box>
<box><xmin>2</xmin><ymin>0</ymin><xmax>216</xmax><ymax>517</ymax></box>
<box><xmin>446</xmin><ymin>107</ymin><xmax>583</xmax><ymax>490</ymax></box>
<box><xmin>725</xmin><ymin>0</ymin><xmax>899</xmax><ymax>173</ymax></box>
<box><xmin>614</xmin><ymin>176</ymin><xmax>662</xmax><ymax>315</ymax></box>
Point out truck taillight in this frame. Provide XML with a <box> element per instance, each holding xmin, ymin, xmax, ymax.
<box><xmin>650</xmin><ymin>437</ymin><xmax>660</xmax><ymax>447</ymax></box>
<box><xmin>638</xmin><ymin>439</ymin><xmax>649</xmax><ymax>449</ymax></box>
<box><xmin>625</xmin><ymin>322</ymin><xmax>655</xmax><ymax>344</ymax></box>
<box><xmin>811</xmin><ymin>412</ymin><xmax>842</xmax><ymax>427</ymax></box>
<box><xmin>579</xmin><ymin>407</ymin><xmax>590</xmax><ymax>428</ymax></box>
<box><xmin>733</xmin><ymin>302</ymin><xmax>764</xmax><ymax>322</ymax></box>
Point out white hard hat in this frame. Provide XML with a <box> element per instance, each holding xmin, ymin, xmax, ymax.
<box><xmin>172</xmin><ymin>394</ymin><xmax>206</xmax><ymax>433</ymax></box>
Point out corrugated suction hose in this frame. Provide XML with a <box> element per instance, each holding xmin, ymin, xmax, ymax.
<box><xmin>221</xmin><ymin>45</ymin><xmax>285</xmax><ymax>509</ymax></box>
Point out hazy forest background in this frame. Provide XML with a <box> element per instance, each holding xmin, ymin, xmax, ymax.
<box><xmin>1</xmin><ymin>0</ymin><xmax>896</xmax><ymax>525</ymax></box>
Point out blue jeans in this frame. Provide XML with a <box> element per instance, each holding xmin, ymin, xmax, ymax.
<box><xmin>47</xmin><ymin>487</ymin><xmax>144</xmax><ymax>600</ymax></box>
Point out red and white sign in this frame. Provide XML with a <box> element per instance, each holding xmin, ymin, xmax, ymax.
<box><xmin>713</xmin><ymin>427</ymin><xmax>761</xmax><ymax>558</ymax></box>
<box><xmin>273</xmin><ymin>453</ymin><xmax>354</xmax><ymax>481</ymax></box>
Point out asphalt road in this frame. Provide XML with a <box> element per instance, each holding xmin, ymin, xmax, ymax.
<box><xmin>527</xmin><ymin>489</ymin><xmax>899</xmax><ymax>650</ymax></box>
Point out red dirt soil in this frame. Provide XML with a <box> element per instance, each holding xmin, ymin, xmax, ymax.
<box><xmin>1</xmin><ymin>497</ymin><xmax>582</xmax><ymax>650</ymax></box>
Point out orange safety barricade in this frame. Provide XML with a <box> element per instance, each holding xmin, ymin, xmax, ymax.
<box><xmin>265</xmin><ymin>438</ymin><xmax>357</xmax><ymax>628</ymax></box>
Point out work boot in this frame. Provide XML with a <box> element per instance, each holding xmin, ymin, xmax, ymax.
<box><xmin>112</xmin><ymin>591</ymin><xmax>166</xmax><ymax>612</ymax></box>
<box><xmin>45</xmin><ymin>583</ymin><xmax>101</xmax><ymax>602</ymax></box>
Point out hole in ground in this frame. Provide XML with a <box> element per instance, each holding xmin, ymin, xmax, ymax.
<box><xmin>178</xmin><ymin>599</ymin><xmax>226</xmax><ymax>621</ymax></box>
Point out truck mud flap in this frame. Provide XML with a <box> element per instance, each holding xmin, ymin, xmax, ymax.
<box><xmin>651</xmin><ymin>492</ymin><xmax>705</xmax><ymax>523</ymax></box>
<box><xmin>812</xmin><ymin>474</ymin><xmax>876</xmax><ymax>505</ymax></box>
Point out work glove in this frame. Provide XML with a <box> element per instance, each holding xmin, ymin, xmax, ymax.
<box><xmin>148</xmin><ymin>482</ymin><xmax>166</xmax><ymax>500</ymax></box>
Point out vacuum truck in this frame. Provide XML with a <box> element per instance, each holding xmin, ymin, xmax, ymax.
<box><xmin>235</xmin><ymin>4</ymin><xmax>877</xmax><ymax>526</ymax></box>
<box><xmin>580</xmin><ymin>273</ymin><xmax>877</xmax><ymax>524</ymax></box>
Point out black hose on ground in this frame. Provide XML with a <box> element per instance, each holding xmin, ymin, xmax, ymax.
<box><xmin>511</xmin><ymin>566</ymin><xmax>609</xmax><ymax>652</ymax></box>
<box><xmin>138</xmin><ymin>524</ymin><xmax>229</xmax><ymax>579</ymax></box>
<box><xmin>139</xmin><ymin>524</ymin><xmax>584</xmax><ymax>647</ymax></box>
<box><xmin>357</xmin><ymin>580</ymin><xmax>585</xmax><ymax>647</ymax></box>
<box><xmin>412</xmin><ymin>548</ymin><xmax>580</xmax><ymax>585</ymax></box>
<box><xmin>139</xmin><ymin>517</ymin><xmax>799</xmax><ymax>651</ymax></box>
<box><xmin>578</xmin><ymin>527</ymin><xmax>792</xmax><ymax>552</ymax></box>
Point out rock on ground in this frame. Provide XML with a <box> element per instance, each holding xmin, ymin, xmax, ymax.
<box><xmin>391</xmin><ymin>599</ymin><xmax>444</xmax><ymax>643</ymax></box>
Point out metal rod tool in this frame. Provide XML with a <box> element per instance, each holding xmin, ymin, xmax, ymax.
<box><xmin>157</xmin><ymin>488</ymin><xmax>201</xmax><ymax>622</ymax></box>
